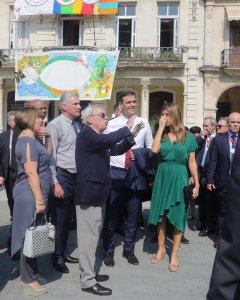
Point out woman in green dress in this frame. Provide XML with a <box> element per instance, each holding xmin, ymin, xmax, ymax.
<box><xmin>149</xmin><ymin>103</ymin><xmax>199</xmax><ymax>272</ymax></box>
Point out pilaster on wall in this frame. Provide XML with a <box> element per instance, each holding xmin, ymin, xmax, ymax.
<box><xmin>203</xmin><ymin>74</ymin><xmax>217</xmax><ymax>118</ymax></box>
<box><xmin>140</xmin><ymin>78</ymin><xmax>151</xmax><ymax>121</ymax></box>
<box><xmin>204</xmin><ymin>2</ymin><xmax>214</xmax><ymax>65</ymax></box>
<box><xmin>0</xmin><ymin>78</ymin><xmax>4</xmax><ymax>132</ymax></box>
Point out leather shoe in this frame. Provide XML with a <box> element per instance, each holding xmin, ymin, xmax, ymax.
<box><xmin>82</xmin><ymin>283</ymin><xmax>112</xmax><ymax>296</ymax></box>
<box><xmin>199</xmin><ymin>229</ymin><xmax>215</xmax><ymax>237</ymax></box>
<box><xmin>104</xmin><ymin>252</ymin><xmax>115</xmax><ymax>267</ymax></box>
<box><xmin>95</xmin><ymin>274</ymin><xmax>109</xmax><ymax>282</ymax></box>
<box><xmin>65</xmin><ymin>255</ymin><xmax>79</xmax><ymax>264</ymax></box>
<box><xmin>54</xmin><ymin>263</ymin><xmax>69</xmax><ymax>273</ymax></box>
<box><xmin>181</xmin><ymin>235</ymin><xmax>190</xmax><ymax>244</ymax></box>
<box><xmin>122</xmin><ymin>250</ymin><xmax>139</xmax><ymax>265</ymax></box>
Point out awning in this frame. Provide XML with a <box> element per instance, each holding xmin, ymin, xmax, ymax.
<box><xmin>226</xmin><ymin>7</ymin><xmax>240</xmax><ymax>22</ymax></box>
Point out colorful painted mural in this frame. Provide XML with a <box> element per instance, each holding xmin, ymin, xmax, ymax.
<box><xmin>15</xmin><ymin>0</ymin><xmax>118</xmax><ymax>16</ymax></box>
<box><xmin>15</xmin><ymin>50</ymin><xmax>119</xmax><ymax>101</ymax></box>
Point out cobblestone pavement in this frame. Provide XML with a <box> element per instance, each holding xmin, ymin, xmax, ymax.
<box><xmin>0</xmin><ymin>188</ymin><xmax>215</xmax><ymax>300</ymax></box>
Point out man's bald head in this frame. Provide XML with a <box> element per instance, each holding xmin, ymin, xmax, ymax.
<box><xmin>228</xmin><ymin>112</ymin><xmax>240</xmax><ymax>133</ymax></box>
<box><xmin>29</xmin><ymin>99</ymin><xmax>47</xmax><ymax>120</ymax></box>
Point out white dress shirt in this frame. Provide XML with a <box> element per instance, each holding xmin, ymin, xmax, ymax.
<box><xmin>106</xmin><ymin>115</ymin><xmax>153</xmax><ymax>168</ymax></box>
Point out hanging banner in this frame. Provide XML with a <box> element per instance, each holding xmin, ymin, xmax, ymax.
<box><xmin>15</xmin><ymin>50</ymin><xmax>119</xmax><ymax>101</ymax></box>
<box><xmin>15</xmin><ymin>0</ymin><xmax>118</xmax><ymax>16</ymax></box>
<box><xmin>54</xmin><ymin>0</ymin><xmax>118</xmax><ymax>15</ymax></box>
<box><xmin>15</xmin><ymin>0</ymin><xmax>55</xmax><ymax>16</ymax></box>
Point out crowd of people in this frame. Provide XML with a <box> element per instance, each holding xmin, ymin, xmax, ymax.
<box><xmin>0</xmin><ymin>90</ymin><xmax>240</xmax><ymax>298</ymax></box>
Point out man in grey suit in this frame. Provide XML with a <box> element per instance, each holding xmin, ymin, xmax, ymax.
<box><xmin>75</xmin><ymin>105</ymin><xmax>143</xmax><ymax>296</ymax></box>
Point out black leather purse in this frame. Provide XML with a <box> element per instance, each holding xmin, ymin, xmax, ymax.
<box><xmin>183</xmin><ymin>183</ymin><xmax>195</xmax><ymax>200</ymax></box>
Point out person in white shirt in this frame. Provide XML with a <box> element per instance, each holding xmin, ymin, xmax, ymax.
<box><xmin>103</xmin><ymin>90</ymin><xmax>153</xmax><ymax>267</ymax></box>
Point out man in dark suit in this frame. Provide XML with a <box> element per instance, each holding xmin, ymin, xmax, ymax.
<box><xmin>0</xmin><ymin>111</ymin><xmax>20</xmax><ymax>254</ymax></box>
<box><xmin>207</xmin><ymin>112</ymin><xmax>240</xmax><ymax>246</ymax></box>
<box><xmin>207</xmin><ymin>136</ymin><xmax>240</xmax><ymax>300</ymax></box>
<box><xmin>195</xmin><ymin>117</ymin><xmax>217</xmax><ymax>236</ymax></box>
<box><xmin>75</xmin><ymin>105</ymin><xmax>142</xmax><ymax>296</ymax></box>
<box><xmin>0</xmin><ymin>111</ymin><xmax>20</xmax><ymax>217</ymax></box>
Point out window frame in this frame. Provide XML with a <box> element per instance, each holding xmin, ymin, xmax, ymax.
<box><xmin>157</xmin><ymin>2</ymin><xmax>179</xmax><ymax>50</ymax></box>
<box><xmin>116</xmin><ymin>3</ymin><xmax>136</xmax><ymax>48</ymax></box>
<box><xmin>59</xmin><ymin>17</ymin><xmax>84</xmax><ymax>47</ymax></box>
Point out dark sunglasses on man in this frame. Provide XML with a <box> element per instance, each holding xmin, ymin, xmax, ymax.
<box><xmin>91</xmin><ymin>112</ymin><xmax>107</xmax><ymax>119</ymax></box>
<box><xmin>216</xmin><ymin>125</ymin><xmax>228</xmax><ymax>129</ymax></box>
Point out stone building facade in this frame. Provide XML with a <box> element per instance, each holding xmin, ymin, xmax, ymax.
<box><xmin>0</xmin><ymin>0</ymin><xmax>240</xmax><ymax>131</ymax></box>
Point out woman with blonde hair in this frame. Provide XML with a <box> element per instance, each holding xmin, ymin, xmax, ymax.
<box><xmin>11</xmin><ymin>106</ymin><xmax>51</xmax><ymax>296</ymax></box>
<box><xmin>149</xmin><ymin>103</ymin><xmax>199</xmax><ymax>272</ymax></box>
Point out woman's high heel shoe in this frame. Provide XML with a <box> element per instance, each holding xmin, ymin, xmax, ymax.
<box><xmin>151</xmin><ymin>245</ymin><xmax>166</xmax><ymax>264</ymax></box>
<box><xmin>169</xmin><ymin>250</ymin><xmax>179</xmax><ymax>272</ymax></box>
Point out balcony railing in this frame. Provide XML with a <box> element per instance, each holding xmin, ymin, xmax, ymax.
<box><xmin>0</xmin><ymin>46</ymin><xmax>183</xmax><ymax>66</ymax></box>
<box><xmin>221</xmin><ymin>48</ymin><xmax>240</xmax><ymax>66</ymax></box>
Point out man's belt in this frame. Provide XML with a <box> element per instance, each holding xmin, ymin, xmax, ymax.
<box><xmin>110</xmin><ymin>166</ymin><xmax>127</xmax><ymax>172</ymax></box>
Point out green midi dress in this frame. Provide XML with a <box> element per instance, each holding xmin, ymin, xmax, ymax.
<box><xmin>148</xmin><ymin>132</ymin><xmax>198</xmax><ymax>232</ymax></box>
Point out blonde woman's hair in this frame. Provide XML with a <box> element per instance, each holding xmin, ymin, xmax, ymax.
<box><xmin>161</xmin><ymin>103</ymin><xmax>186</xmax><ymax>142</ymax></box>
<box><xmin>14</xmin><ymin>106</ymin><xmax>39</xmax><ymax>131</ymax></box>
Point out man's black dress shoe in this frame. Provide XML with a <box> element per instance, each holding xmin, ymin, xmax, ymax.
<box><xmin>54</xmin><ymin>263</ymin><xmax>69</xmax><ymax>273</ymax></box>
<box><xmin>65</xmin><ymin>255</ymin><xmax>79</xmax><ymax>264</ymax></box>
<box><xmin>82</xmin><ymin>283</ymin><xmax>112</xmax><ymax>296</ymax></box>
<box><xmin>199</xmin><ymin>229</ymin><xmax>215</xmax><ymax>237</ymax></box>
<box><xmin>95</xmin><ymin>274</ymin><xmax>109</xmax><ymax>282</ymax></box>
<box><xmin>104</xmin><ymin>252</ymin><xmax>115</xmax><ymax>267</ymax></box>
<box><xmin>181</xmin><ymin>235</ymin><xmax>190</xmax><ymax>244</ymax></box>
<box><xmin>122</xmin><ymin>250</ymin><xmax>139</xmax><ymax>265</ymax></box>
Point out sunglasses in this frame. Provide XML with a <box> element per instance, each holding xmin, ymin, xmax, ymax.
<box><xmin>216</xmin><ymin>125</ymin><xmax>228</xmax><ymax>129</ymax></box>
<box><xmin>91</xmin><ymin>112</ymin><xmax>107</xmax><ymax>119</ymax></box>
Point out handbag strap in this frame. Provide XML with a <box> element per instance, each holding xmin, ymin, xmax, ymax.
<box><xmin>33</xmin><ymin>212</ymin><xmax>48</xmax><ymax>228</ymax></box>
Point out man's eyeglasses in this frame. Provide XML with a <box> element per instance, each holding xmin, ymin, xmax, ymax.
<box><xmin>90</xmin><ymin>112</ymin><xmax>107</xmax><ymax>119</ymax></box>
<box><xmin>216</xmin><ymin>125</ymin><xmax>228</xmax><ymax>129</ymax></box>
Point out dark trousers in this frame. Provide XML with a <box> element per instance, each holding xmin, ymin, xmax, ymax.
<box><xmin>103</xmin><ymin>168</ymin><xmax>143</xmax><ymax>253</ymax></box>
<box><xmin>207</xmin><ymin>239</ymin><xmax>240</xmax><ymax>300</ymax></box>
<box><xmin>20</xmin><ymin>248</ymin><xmax>38</xmax><ymax>283</ymax></box>
<box><xmin>198</xmin><ymin>185</ymin><xmax>207</xmax><ymax>228</ymax></box>
<box><xmin>205</xmin><ymin>189</ymin><xmax>218</xmax><ymax>232</ymax></box>
<box><xmin>215</xmin><ymin>183</ymin><xmax>229</xmax><ymax>238</ymax></box>
<box><xmin>50</xmin><ymin>168</ymin><xmax>76</xmax><ymax>265</ymax></box>
<box><xmin>5</xmin><ymin>170</ymin><xmax>17</xmax><ymax>217</ymax></box>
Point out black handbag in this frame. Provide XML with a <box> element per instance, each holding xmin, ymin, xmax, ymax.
<box><xmin>183</xmin><ymin>183</ymin><xmax>195</xmax><ymax>200</ymax></box>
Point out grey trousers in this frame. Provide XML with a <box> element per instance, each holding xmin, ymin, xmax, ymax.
<box><xmin>20</xmin><ymin>248</ymin><xmax>38</xmax><ymax>283</ymax></box>
<box><xmin>76</xmin><ymin>204</ymin><xmax>105</xmax><ymax>289</ymax></box>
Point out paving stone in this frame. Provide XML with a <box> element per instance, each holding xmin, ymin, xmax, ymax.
<box><xmin>0</xmin><ymin>189</ymin><xmax>215</xmax><ymax>300</ymax></box>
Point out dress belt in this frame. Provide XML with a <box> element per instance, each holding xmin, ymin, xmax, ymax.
<box><xmin>110</xmin><ymin>166</ymin><xmax>127</xmax><ymax>172</ymax></box>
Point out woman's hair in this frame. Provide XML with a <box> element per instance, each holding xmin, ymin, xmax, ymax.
<box><xmin>14</xmin><ymin>106</ymin><xmax>39</xmax><ymax>131</ymax></box>
<box><xmin>161</xmin><ymin>103</ymin><xmax>186</xmax><ymax>142</ymax></box>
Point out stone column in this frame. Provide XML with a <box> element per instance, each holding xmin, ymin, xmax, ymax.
<box><xmin>140</xmin><ymin>78</ymin><xmax>151</xmax><ymax>120</ymax></box>
<box><xmin>0</xmin><ymin>78</ymin><xmax>4</xmax><ymax>133</ymax></box>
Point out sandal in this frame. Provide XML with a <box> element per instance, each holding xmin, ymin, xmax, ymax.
<box><xmin>151</xmin><ymin>245</ymin><xmax>166</xmax><ymax>264</ymax></box>
<box><xmin>169</xmin><ymin>251</ymin><xmax>179</xmax><ymax>272</ymax></box>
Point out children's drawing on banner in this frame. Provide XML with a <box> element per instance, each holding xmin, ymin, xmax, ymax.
<box><xmin>15</xmin><ymin>50</ymin><xmax>119</xmax><ymax>101</ymax></box>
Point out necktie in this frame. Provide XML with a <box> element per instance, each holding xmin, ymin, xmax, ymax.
<box><xmin>125</xmin><ymin>149</ymin><xmax>131</xmax><ymax>170</ymax></box>
<box><xmin>72</xmin><ymin>121</ymin><xmax>80</xmax><ymax>135</ymax></box>
<box><xmin>201</xmin><ymin>136</ymin><xmax>212</xmax><ymax>167</ymax></box>
<box><xmin>230</xmin><ymin>134</ymin><xmax>237</xmax><ymax>149</ymax></box>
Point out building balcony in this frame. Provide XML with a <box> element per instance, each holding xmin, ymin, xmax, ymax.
<box><xmin>0</xmin><ymin>46</ymin><xmax>185</xmax><ymax>70</ymax></box>
<box><xmin>221</xmin><ymin>48</ymin><xmax>240</xmax><ymax>77</ymax></box>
